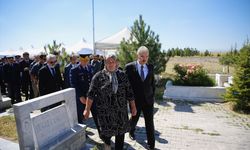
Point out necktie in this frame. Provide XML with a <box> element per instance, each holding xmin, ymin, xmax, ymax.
<box><xmin>51</xmin><ymin>68</ymin><xmax>55</xmax><ymax>76</ymax></box>
<box><xmin>140</xmin><ymin>65</ymin><xmax>144</xmax><ymax>81</ymax></box>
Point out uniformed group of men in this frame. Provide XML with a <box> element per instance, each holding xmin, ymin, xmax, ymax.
<box><xmin>0</xmin><ymin>52</ymin><xmax>104</xmax><ymax>110</ymax></box>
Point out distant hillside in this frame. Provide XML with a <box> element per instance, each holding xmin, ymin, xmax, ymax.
<box><xmin>163</xmin><ymin>56</ymin><xmax>235</xmax><ymax>76</ymax></box>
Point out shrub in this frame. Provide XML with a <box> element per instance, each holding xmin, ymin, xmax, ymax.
<box><xmin>173</xmin><ymin>64</ymin><xmax>214</xmax><ymax>86</ymax></box>
<box><xmin>155</xmin><ymin>77</ymin><xmax>173</xmax><ymax>101</ymax></box>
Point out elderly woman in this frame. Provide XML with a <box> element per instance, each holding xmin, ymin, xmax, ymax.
<box><xmin>83</xmin><ymin>55</ymin><xmax>137</xmax><ymax>150</ymax></box>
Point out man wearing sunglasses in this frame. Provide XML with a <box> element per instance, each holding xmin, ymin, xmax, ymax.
<box><xmin>38</xmin><ymin>54</ymin><xmax>63</xmax><ymax>111</ymax></box>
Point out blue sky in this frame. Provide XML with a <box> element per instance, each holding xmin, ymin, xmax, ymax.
<box><xmin>0</xmin><ymin>0</ymin><xmax>250</xmax><ymax>52</ymax></box>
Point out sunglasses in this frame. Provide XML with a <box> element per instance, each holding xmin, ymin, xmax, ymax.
<box><xmin>49</xmin><ymin>60</ymin><xmax>57</xmax><ymax>64</ymax></box>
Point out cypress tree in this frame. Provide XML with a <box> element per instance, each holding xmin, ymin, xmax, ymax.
<box><xmin>225</xmin><ymin>44</ymin><xmax>250</xmax><ymax>113</ymax></box>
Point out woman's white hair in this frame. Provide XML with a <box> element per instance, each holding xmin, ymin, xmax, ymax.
<box><xmin>105</xmin><ymin>54</ymin><xmax>117</xmax><ymax>64</ymax></box>
<box><xmin>137</xmin><ymin>46</ymin><xmax>149</xmax><ymax>55</ymax></box>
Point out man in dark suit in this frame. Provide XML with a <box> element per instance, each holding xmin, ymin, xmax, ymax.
<box><xmin>63</xmin><ymin>54</ymin><xmax>78</xmax><ymax>88</ymax></box>
<box><xmin>3</xmin><ymin>55</ymin><xmax>22</xmax><ymax>104</ymax></box>
<box><xmin>125</xmin><ymin>46</ymin><xmax>155</xmax><ymax>150</ymax></box>
<box><xmin>19</xmin><ymin>52</ymin><xmax>33</xmax><ymax>100</ymax></box>
<box><xmin>38</xmin><ymin>54</ymin><xmax>63</xmax><ymax>111</ymax></box>
<box><xmin>90</xmin><ymin>54</ymin><xmax>101</xmax><ymax>74</ymax></box>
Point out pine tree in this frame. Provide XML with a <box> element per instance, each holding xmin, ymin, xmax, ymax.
<box><xmin>204</xmin><ymin>50</ymin><xmax>211</xmax><ymax>56</ymax></box>
<box><xmin>219</xmin><ymin>50</ymin><xmax>238</xmax><ymax>74</ymax></box>
<box><xmin>225</xmin><ymin>44</ymin><xmax>250</xmax><ymax>113</ymax></box>
<box><xmin>117</xmin><ymin>15</ymin><xmax>168</xmax><ymax>74</ymax></box>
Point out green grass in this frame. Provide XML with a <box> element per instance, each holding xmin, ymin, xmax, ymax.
<box><xmin>0</xmin><ymin>115</ymin><xmax>18</xmax><ymax>141</ymax></box>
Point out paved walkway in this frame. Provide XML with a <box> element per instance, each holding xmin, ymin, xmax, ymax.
<box><xmin>85</xmin><ymin>100</ymin><xmax>250</xmax><ymax>150</ymax></box>
<box><xmin>1</xmin><ymin>100</ymin><xmax>250</xmax><ymax>150</ymax></box>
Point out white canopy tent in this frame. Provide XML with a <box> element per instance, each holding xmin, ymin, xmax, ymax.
<box><xmin>66</xmin><ymin>40</ymin><xmax>104</xmax><ymax>56</ymax></box>
<box><xmin>0</xmin><ymin>49</ymin><xmax>22</xmax><ymax>56</ymax></box>
<box><xmin>66</xmin><ymin>40</ymin><xmax>92</xmax><ymax>54</ymax></box>
<box><xmin>95</xmin><ymin>27</ymin><xmax>131</xmax><ymax>53</ymax></box>
<box><xmin>0</xmin><ymin>47</ymin><xmax>46</xmax><ymax>58</ymax></box>
<box><xmin>27</xmin><ymin>47</ymin><xmax>46</xmax><ymax>56</ymax></box>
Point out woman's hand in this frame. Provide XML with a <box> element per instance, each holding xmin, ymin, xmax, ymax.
<box><xmin>131</xmin><ymin>107</ymin><xmax>137</xmax><ymax>116</ymax></box>
<box><xmin>130</xmin><ymin>100</ymin><xmax>137</xmax><ymax>116</ymax></box>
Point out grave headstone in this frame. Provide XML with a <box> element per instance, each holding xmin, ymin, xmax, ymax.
<box><xmin>0</xmin><ymin>87</ymin><xmax>12</xmax><ymax>110</ymax></box>
<box><xmin>13</xmin><ymin>88</ymin><xmax>86</xmax><ymax>150</ymax></box>
<box><xmin>228</xmin><ymin>76</ymin><xmax>233</xmax><ymax>85</ymax></box>
<box><xmin>215</xmin><ymin>74</ymin><xmax>230</xmax><ymax>87</ymax></box>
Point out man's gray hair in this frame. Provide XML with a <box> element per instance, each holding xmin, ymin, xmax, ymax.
<box><xmin>137</xmin><ymin>46</ymin><xmax>149</xmax><ymax>55</ymax></box>
<box><xmin>46</xmin><ymin>54</ymin><xmax>56</xmax><ymax>61</ymax></box>
<box><xmin>70</xmin><ymin>54</ymin><xmax>78</xmax><ymax>59</ymax></box>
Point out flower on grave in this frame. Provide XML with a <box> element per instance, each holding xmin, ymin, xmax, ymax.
<box><xmin>173</xmin><ymin>64</ymin><xmax>214</xmax><ymax>86</ymax></box>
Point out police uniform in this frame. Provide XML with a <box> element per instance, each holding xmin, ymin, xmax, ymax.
<box><xmin>0</xmin><ymin>59</ymin><xmax>7</xmax><ymax>95</ymax></box>
<box><xmin>70</xmin><ymin>63</ymin><xmax>94</xmax><ymax>123</ymax></box>
<box><xmin>3</xmin><ymin>56</ymin><xmax>22</xmax><ymax>104</ymax></box>
<box><xmin>64</xmin><ymin>63</ymin><xmax>77</xmax><ymax>88</ymax></box>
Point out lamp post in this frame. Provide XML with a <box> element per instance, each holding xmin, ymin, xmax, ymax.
<box><xmin>92</xmin><ymin>0</ymin><xmax>96</xmax><ymax>55</ymax></box>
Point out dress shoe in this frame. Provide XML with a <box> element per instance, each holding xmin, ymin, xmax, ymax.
<box><xmin>129</xmin><ymin>132</ymin><xmax>135</xmax><ymax>140</ymax></box>
<box><xmin>147</xmin><ymin>144</ymin><xmax>155</xmax><ymax>150</ymax></box>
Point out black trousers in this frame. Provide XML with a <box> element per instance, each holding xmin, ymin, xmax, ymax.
<box><xmin>102</xmin><ymin>133</ymin><xmax>125</xmax><ymax>150</ymax></box>
<box><xmin>7</xmin><ymin>84</ymin><xmax>21</xmax><ymax>104</ymax></box>
<box><xmin>130</xmin><ymin>104</ymin><xmax>155</xmax><ymax>149</ymax></box>
<box><xmin>76</xmin><ymin>98</ymin><xmax>85</xmax><ymax>124</ymax></box>
<box><xmin>0</xmin><ymin>81</ymin><xmax>6</xmax><ymax>94</ymax></box>
<box><xmin>21</xmin><ymin>80</ymin><xmax>34</xmax><ymax>100</ymax></box>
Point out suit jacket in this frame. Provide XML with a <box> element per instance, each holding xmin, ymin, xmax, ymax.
<box><xmin>125</xmin><ymin>61</ymin><xmax>155</xmax><ymax>106</ymax></box>
<box><xmin>38</xmin><ymin>65</ymin><xmax>63</xmax><ymax>96</ymax></box>
<box><xmin>19</xmin><ymin>59</ymin><xmax>33</xmax><ymax>83</ymax></box>
<box><xmin>3</xmin><ymin>63</ymin><xmax>21</xmax><ymax>85</ymax></box>
<box><xmin>63</xmin><ymin>63</ymin><xmax>75</xmax><ymax>88</ymax></box>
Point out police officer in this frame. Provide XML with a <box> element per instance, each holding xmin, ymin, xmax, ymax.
<box><xmin>0</xmin><ymin>57</ymin><xmax>7</xmax><ymax>95</ymax></box>
<box><xmin>70</xmin><ymin>52</ymin><xmax>94</xmax><ymax>124</ymax></box>
<box><xmin>3</xmin><ymin>55</ymin><xmax>22</xmax><ymax>104</ymax></box>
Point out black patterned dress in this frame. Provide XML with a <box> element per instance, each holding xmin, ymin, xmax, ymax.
<box><xmin>87</xmin><ymin>69</ymin><xmax>135</xmax><ymax>137</ymax></box>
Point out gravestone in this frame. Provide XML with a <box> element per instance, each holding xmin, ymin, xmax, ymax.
<box><xmin>0</xmin><ymin>87</ymin><xmax>12</xmax><ymax>110</ymax></box>
<box><xmin>13</xmin><ymin>88</ymin><xmax>86</xmax><ymax>150</ymax></box>
<box><xmin>228</xmin><ymin>76</ymin><xmax>233</xmax><ymax>85</ymax></box>
<box><xmin>163</xmin><ymin>85</ymin><xmax>225</xmax><ymax>102</ymax></box>
<box><xmin>165</xmin><ymin>80</ymin><xmax>173</xmax><ymax>88</ymax></box>
<box><xmin>215</xmin><ymin>73</ymin><xmax>230</xmax><ymax>87</ymax></box>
